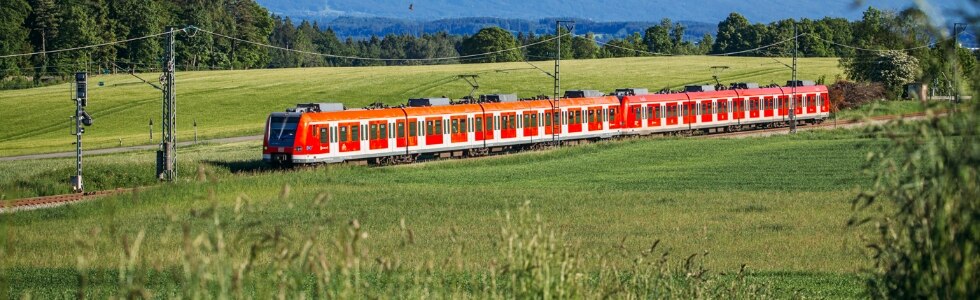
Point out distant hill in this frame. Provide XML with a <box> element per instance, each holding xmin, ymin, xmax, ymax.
<box><xmin>318</xmin><ymin>17</ymin><xmax>716</xmax><ymax>41</ymax></box>
<box><xmin>256</xmin><ymin>0</ymin><xmax>973</xmax><ymax>24</ymax></box>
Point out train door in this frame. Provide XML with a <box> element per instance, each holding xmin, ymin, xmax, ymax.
<box><xmin>733</xmin><ymin>98</ymin><xmax>744</xmax><ymax>119</ymax></box>
<box><xmin>368</xmin><ymin>120</ymin><xmax>389</xmax><ymax>150</ymax></box>
<box><xmin>627</xmin><ymin>104</ymin><xmax>642</xmax><ymax>128</ymax></box>
<box><xmin>450</xmin><ymin>115</ymin><xmax>468</xmax><ymax>143</ymax></box>
<box><xmin>665</xmin><ymin>103</ymin><xmax>678</xmax><ymax>125</ymax></box>
<box><xmin>762</xmin><ymin>97</ymin><xmax>774</xmax><ymax>118</ymax></box>
<box><xmin>522</xmin><ymin>110</ymin><xmax>539</xmax><ymax>137</ymax></box>
<box><xmin>499</xmin><ymin>112</ymin><xmax>516</xmax><ymax>139</ymax></box>
<box><xmin>647</xmin><ymin>104</ymin><xmax>661</xmax><ymax>127</ymax></box>
<box><xmin>396</xmin><ymin>118</ymin><xmax>419</xmax><ymax>148</ymax></box>
<box><xmin>820</xmin><ymin>93</ymin><xmax>830</xmax><ymax>112</ymax></box>
<box><xmin>794</xmin><ymin>95</ymin><xmax>803</xmax><ymax>115</ymax></box>
<box><xmin>682</xmin><ymin>101</ymin><xmax>696</xmax><ymax>124</ymax></box>
<box><xmin>806</xmin><ymin>94</ymin><xmax>817</xmax><ymax>114</ymax></box>
<box><xmin>700</xmin><ymin>100</ymin><xmax>713</xmax><ymax>123</ymax></box>
<box><xmin>425</xmin><ymin>117</ymin><xmax>444</xmax><ymax>145</ymax></box>
<box><xmin>566</xmin><ymin>108</ymin><xmax>583</xmax><ymax>133</ymax></box>
<box><xmin>777</xmin><ymin>96</ymin><xmax>789</xmax><ymax>117</ymax></box>
<box><xmin>337</xmin><ymin>122</ymin><xmax>360</xmax><ymax>153</ymax></box>
<box><xmin>716</xmin><ymin>100</ymin><xmax>728</xmax><ymax>122</ymax></box>
<box><xmin>544</xmin><ymin>110</ymin><xmax>557</xmax><ymax>135</ymax></box>
<box><xmin>748</xmin><ymin>98</ymin><xmax>760</xmax><ymax>119</ymax></box>
<box><xmin>585</xmin><ymin>107</ymin><xmax>600</xmax><ymax>131</ymax></box>
<box><xmin>607</xmin><ymin>107</ymin><xmax>620</xmax><ymax>129</ymax></box>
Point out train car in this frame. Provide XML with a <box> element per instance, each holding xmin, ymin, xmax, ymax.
<box><xmin>264</xmin><ymin>81</ymin><xmax>829</xmax><ymax>165</ymax></box>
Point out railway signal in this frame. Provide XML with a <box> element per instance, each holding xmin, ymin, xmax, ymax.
<box><xmin>70</xmin><ymin>72</ymin><xmax>94</xmax><ymax>193</ymax></box>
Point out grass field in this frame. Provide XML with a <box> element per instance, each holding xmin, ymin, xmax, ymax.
<box><xmin>0</xmin><ymin>127</ymin><xmax>887</xmax><ymax>298</ymax></box>
<box><xmin>0</xmin><ymin>56</ymin><xmax>844</xmax><ymax>157</ymax></box>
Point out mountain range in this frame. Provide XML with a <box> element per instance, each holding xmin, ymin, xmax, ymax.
<box><xmin>256</xmin><ymin>0</ymin><xmax>973</xmax><ymax>24</ymax></box>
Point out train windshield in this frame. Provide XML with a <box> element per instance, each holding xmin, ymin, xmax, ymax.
<box><xmin>268</xmin><ymin>115</ymin><xmax>299</xmax><ymax>147</ymax></box>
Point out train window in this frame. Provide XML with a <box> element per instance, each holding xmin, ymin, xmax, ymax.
<box><xmin>409</xmin><ymin>122</ymin><xmax>417</xmax><ymax>137</ymax></box>
<box><xmin>530</xmin><ymin>114</ymin><xmax>537</xmax><ymax>127</ymax></box>
<box><xmin>426</xmin><ymin>121</ymin><xmax>434</xmax><ymax>135</ymax></box>
<box><xmin>370</xmin><ymin>124</ymin><xmax>378</xmax><ymax>140</ymax></box>
<box><xmin>795</xmin><ymin>96</ymin><xmax>803</xmax><ymax>108</ymax></box>
<box><xmin>501</xmin><ymin>115</ymin><xmax>508</xmax><ymax>130</ymax></box>
<box><xmin>599</xmin><ymin>109</ymin><xmax>605</xmax><ymax>123</ymax></box>
<box><xmin>609</xmin><ymin>108</ymin><xmax>616</xmax><ymax>122</ymax></box>
<box><xmin>475</xmin><ymin>117</ymin><xmax>482</xmax><ymax>132</ymax></box>
<box><xmin>460</xmin><ymin>118</ymin><xmax>467</xmax><ymax>133</ymax></box>
<box><xmin>718</xmin><ymin>101</ymin><xmax>728</xmax><ymax>114</ymax></box>
<box><xmin>380</xmin><ymin>123</ymin><xmax>387</xmax><ymax>139</ymax></box>
<box><xmin>508</xmin><ymin>115</ymin><xmax>516</xmax><ymax>129</ymax></box>
<box><xmin>574</xmin><ymin>110</ymin><xmax>582</xmax><ymax>124</ymax></box>
<box><xmin>397</xmin><ymin>123</ymin><xmax>405</xmax><ymax>138</ymax></box>
<box><xmin>451</xmin><ymin>119</ymin><xmax>459</xmax><ymax>134</ymax></box>
<box><xmin>339</xmin><ymin>126</ymin><xmax>348</xmax><ymax>142</ymax></box>
<box><xmin>808</xmin><ymin>96</ymin><xmax>816</xmax><ymax>108</ymax></box>
<box><xmin>523</xmin><ymin>115</ymin><xmax>530</xmax><ymax>128</ymax></box>
<box><xmin>319</xmin><ymin>127</ymin><xmax>328</xmax><ymax>143</ymax></box>
<box><xmin>435</xmin><ymin>120</ymin><xmax>442</xmax><ymax>135</ymax></box>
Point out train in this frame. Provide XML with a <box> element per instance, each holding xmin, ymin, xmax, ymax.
<box><xmin>263</xmin><ymin>81</ymin><xmax>830</xmax><ymax>165</ymax></box>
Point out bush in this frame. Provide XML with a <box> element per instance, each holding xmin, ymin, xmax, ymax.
<box><xmin>827</xmin><ymin>79</ymin><xmax>887</xmax><ymax>111</ymax></box>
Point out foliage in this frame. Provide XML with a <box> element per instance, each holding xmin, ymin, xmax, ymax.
<box><xmin>827</xmin><ymin>80</ymin><xmax>887</xmax><ymax>111</ymax></box>
<box><xmin>461</xmin><ymin>27</ymin><xmax>521</xmax><ymax>63</ymax></box>
<box><xmin>842</xmin><ymin>51</ymin><xmax>920</xmax><ymax>97</ymax></box>
<box><xmin>852</xmin><ymin>99</ymin><xmax>978</xmax><ymax>298</ymax></box>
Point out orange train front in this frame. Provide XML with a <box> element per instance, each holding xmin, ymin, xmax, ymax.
<box><xmin>263</xmin><ymin>81</ymin><xmax>830</xmax><ymax>165</ymax></box>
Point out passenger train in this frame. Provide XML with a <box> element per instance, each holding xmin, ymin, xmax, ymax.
<box><xmin>263</xmin><ymin>81</ymin><xmax>830</xmax><ymax>165</ymax></box>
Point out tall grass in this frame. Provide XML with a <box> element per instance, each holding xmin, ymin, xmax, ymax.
<box><xmin>35</xmin><ymin>186</ymin><xmax>775</xmax><ymax>298</ymax></box>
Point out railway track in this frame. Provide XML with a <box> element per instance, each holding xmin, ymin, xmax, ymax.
<box><xmin>0</xmin><ymin>188</ymin><xmax>132</xmax><ymax>213</ymax></box>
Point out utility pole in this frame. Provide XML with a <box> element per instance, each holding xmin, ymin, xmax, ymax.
<box><xmin>790</xmin><ymin>23</ymin><xmax>798</xmax><ymax>134</ymax></box>
<box><xmin>554</xmin><ymin>20</ymin><xmax>574</xmax><ymax>145</ymax></box>
<box><xmin>953</xmin><ymin>23</ymin><xmax>966</xmax><ymax>103</ymax></box>
<box><xmin>157</xmin><ymin>27</ymin><xmax>177</xmax><ymax>181</ymax></box>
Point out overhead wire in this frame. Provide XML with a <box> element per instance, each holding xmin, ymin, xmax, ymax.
<box><xmin>194</xmin><ymin>26</ymin><xmax>570</xmax><ymax>62</ymax></box>
<box><xmin>808</xmin><ymin>35</ymin><xmax>935</xmax><ymax>52</ymax></box>
<box><xmin>0</xmin><ymin>28</ymin><xmax>186</xmax><ymax>59</ymax></box>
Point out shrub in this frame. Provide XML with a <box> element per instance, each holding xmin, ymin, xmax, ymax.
<box><xmin>828</xmin><ymin>79</ymin><xmax>887</xmax><ymax>111</ymax></box>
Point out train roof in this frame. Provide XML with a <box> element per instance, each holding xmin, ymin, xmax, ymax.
<box><xmin>302</xmin><ymin>108</ymin><xmax>404</xmax><ymax>121</ymax></box>
<box><xmin>555</xmin><ymin>96</ymin><xmax>620</xmax><ymax>106</ymax></box>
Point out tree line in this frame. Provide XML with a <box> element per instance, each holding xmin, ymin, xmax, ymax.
<box><xmin>0</xmin><ymin>1</ymin><xmax>975</xmax><ymax>94</ymax></box>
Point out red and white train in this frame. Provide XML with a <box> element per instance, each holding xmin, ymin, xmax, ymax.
<box><xmin>263</xmin><ymin>81</ymin><xmax>830</xmax><ymax>165</ymax></box>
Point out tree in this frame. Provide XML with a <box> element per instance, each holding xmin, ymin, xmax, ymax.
<box><xmin>712</xmin><ymin>13</ymin><xmax>751</xmax><ymax>54</ymax></box>
<box><xmin>460</xmin><ymin>27</ymin><xmax>520</xmax><ymax>63</ymax></box>
<box><xmin>27</xmin><ymin>0</ymin><xmax>60</xmax><ymax>82</ymax></box>
<box><xmin>696</xmin><ymin>33</ymin><xmax>713</xmax><ymax>55</ymax></box>
<box><xmin>50</xmin><ymin>0</ymin><xmax>100</xmax><ymax>77</ymax></box>
<box><xmin>643</xmin><ymin>18</ymin><xmax>672</xmax><ymax>54</ymax></box>
<box><xmin>0</xmin><ymin>0</ymin><xmax>32</xmax><ymax>79</ymax></box>
<box><xmin>843</xmin><ymin>50</ymin><xmax>920</xmax><ymax>97</ymax></box>
<box><xmin>226</xmin><ymin>0</ymin><xmax>273</xmax><ymax>69</ymax></box>
<box><xmin>111</xmin><ymin>0</ymin><xmax>163</xmax><ymax>70</ymax></box>
<box><xmin>571</xmin><ymin>33</ymin><xmax>598</xmax><ymax>59</ymax></box>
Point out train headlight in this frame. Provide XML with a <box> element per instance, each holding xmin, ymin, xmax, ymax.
<box><xmin>295</xmin><ymin>146</ymin><xmax>302</xmax><ymax>152</ymax></box>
